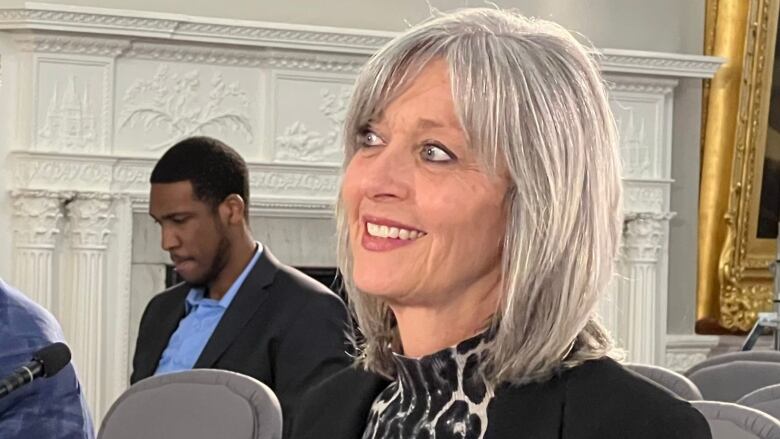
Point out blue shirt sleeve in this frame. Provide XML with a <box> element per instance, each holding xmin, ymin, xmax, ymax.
<box><xmin>0</xmin><ymin>279</ymin><xmax>94</xmax><ymax>439</ymax></box>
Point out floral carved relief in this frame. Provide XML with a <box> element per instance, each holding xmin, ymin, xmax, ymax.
<box><xmin>118</xmin><ymin>65</ymin><xmax>254</xmax><ymax>150</ymax></box>
<box><xmin>274</xmin><ymin>86</ymin><xmax>351</xmax><ymax>163</ymax></box>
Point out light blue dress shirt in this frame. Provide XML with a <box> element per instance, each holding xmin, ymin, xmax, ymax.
<box><xmin>154</xmin><ymin>243</ymin><xmax>263</xmax><ymax>375</ymax></box>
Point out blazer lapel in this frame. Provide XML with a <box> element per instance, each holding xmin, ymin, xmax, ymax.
<box><xmin>137</xmin><ymin>284</ymin><xmax>188</xmax><ymax>380</ymax></box>
<box><xmin>193</xmin><ymin>247</ymin><xmax>279</xmax><ymax>369</ymax></box>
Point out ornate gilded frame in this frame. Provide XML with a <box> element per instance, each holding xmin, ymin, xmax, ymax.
<box><xmin>698</xmin><ymin>0</ymin><xmax>780</xmax><ymax>332</ymax></box>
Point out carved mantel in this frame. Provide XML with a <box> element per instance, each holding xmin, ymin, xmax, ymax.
<box><xmin>0</xmin><ymin>3</ymin><xmax>723</xmax><ymax>422</ymax></box>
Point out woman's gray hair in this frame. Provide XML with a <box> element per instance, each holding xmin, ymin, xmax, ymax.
<box><xmin>337</xmin><ymin>8</ymin><xmax>623</xmax><ymax>385</ymax></box>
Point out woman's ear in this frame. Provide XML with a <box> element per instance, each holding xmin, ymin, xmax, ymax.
<box><xmin>221</xmin><ymin>194</ymin><xmax>247</xmax><ymax>224</ymax></box>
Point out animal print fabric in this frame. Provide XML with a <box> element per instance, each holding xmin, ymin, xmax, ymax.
<box><xmin>362</xmin><ymin>334</ymin><xmax>494</xmax><ymax>439</ymax></box>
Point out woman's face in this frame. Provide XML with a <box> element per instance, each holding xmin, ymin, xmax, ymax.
<box><xmin>342</xmin><ymin>59</ymin><xmax>509</xmax><ymax>308</ymax></box>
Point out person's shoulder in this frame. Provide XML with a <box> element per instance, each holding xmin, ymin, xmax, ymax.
<box><xmin>266</xmin><ymin>256</ymin><xmax>345</xmax><ymax>308</ymax></box>
<box><xmin>564</xmin><ymin>357</ymin><xmax>682</xmax><ymax>402</ymax></box>
<box><xmin>562</xmin><ymin>357</ymin><xmax>711</xmax><ymax>438</ymax></box>
<box><xmin>275</xmin><ymin>264</ymin><xmax>337</xmax><ymax>296</ymax></box>
<box><xmin>146</xmin><ymin>281</ymin><xmax>189</xmax><ymax>308</ymax></box>
<box><xmin>252</xmin><ymin>250</ymin><xmax>349</xmax><ymax>338</ymax></box>
<box><xmin>293</xmin><ymin>363</ymin><xmax>391</xmax><ymax>439</ymax></box>
<box><xmin>136</xmin><ymin>282</ymin><xmax>189</xmax><ymax>327</ymax></box>
<box><xmin>0</xmin><ymin>279</ymin><xmax>63</xmax><ymax>342</ymax></box>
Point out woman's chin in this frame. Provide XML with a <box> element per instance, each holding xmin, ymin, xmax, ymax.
<box><xmin>353</xmin><ymin>274</ymin><xmax>406</xmax><ymax>299</ymax></box>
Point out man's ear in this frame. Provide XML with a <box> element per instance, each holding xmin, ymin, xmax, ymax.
<box><xmin>221</xmin><ymin>194</ymin><xmax>246</xmax><ymax>225</ymax></box>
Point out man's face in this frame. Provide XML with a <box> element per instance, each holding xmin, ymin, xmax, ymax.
<box><xmin>149</xmin><ymin>181</ymin><xmax>230</xmax><ymax>286</ymax></box>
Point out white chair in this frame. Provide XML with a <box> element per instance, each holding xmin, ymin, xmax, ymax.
<box><xmin>686</xmin><ymin>351</ymin><xmax>780</xmax><ymax>377</ymax></box>
<box><xmin>99</xmin><ymin>369</ymin><xmax>282</xmax><ymax>439</ymax></box>
<box><xmin>739</xmin><ymin>384</ymin><xmax>780</xmax><ymax>421</ymax></box>
<box><xmin>687</xmin><ymin>361</ymin><xmax>780</xmax><ymax>402</ymax></box>
<box><xmin>624</xmin><ymin>363</ymin><xmax>703</xmax><ymax>400</ymax></box>
<box><xmin>691</xmin><ymin>401</ymin><xmax>780</xmax><ymax>439</ymax></box>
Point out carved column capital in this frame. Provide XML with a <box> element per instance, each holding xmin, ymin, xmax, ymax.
<box><xmin>66</xmin><ymin>193</ymin><xmax>116</xmax><ymax>249</ymax></box>
<box><xmin>9</xmin><ymin>190</ymin><xmax>73</xmax><ymax>309</ymax></box>
<box><xmin>622</xmin><ymin>212</ymin><xmax>675</xmax><ymax>262</ymax></box>
<box><xmin>10</xmin><ymin>190</ymin><xmax>72</xmax><ymax>247</ymax></box>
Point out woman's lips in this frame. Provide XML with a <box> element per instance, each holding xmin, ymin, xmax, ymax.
<box><xmin>360</xmin><ymin>217</ymin><xmax>427</xmax><ymax>252</ymax></box>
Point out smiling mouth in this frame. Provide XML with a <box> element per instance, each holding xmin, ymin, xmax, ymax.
<box><xmin>365</xmin><ymin>221</ymin><xmax>427</xmax><ymax>240</ymax></box>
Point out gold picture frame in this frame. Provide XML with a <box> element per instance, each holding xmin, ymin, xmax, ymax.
<box><xmin>698</xmin><ymin>0</ymin><xmax>780</xmax><ymax>333</ymax></box>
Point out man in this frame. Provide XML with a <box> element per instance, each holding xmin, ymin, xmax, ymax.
<box><xmin>131</xmin><ymin>136</ymin><xmax>351</xmax><ymax>437</ymax></box>
<box><xmin>0</xmin><ymin>278</ymin><xmax>94</xmax><ymax>438</ymax></box>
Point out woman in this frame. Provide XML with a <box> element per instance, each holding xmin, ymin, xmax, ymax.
<box><xmin>293</xmin><ymin>8</ymin><xmax>711</xmax><ymax>439</ymax></box>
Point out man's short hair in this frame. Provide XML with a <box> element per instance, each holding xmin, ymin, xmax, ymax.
<box><xmin>150</xmin><ymin>136</ymin><xmax>250</xmax><ymax>218</ymax></box>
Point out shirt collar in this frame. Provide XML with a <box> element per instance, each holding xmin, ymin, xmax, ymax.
<box><xmin>184</xmin><ymin>242</ymin><xmax>264</xmax><ymax>313</ymax></box>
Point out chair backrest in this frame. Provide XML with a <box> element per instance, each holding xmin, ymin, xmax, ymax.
<box><xmin>688</xmin><ymin>361</ymin><xmax>780</xmax><ymax>402</ymax></box>
<box><xmin>686</xmin><ymin>351</ymin><xmax>780</xmax><ymax>377</ymax></box>
<box><xmin>98</xmin><ymin>369</ymin><xmax>282</xmax><ymax>439</ymax></box>
<box><xmin>739</xmin><ymin>384</ymin><xmax>780</xmax><ymax>421</ymax></box>
<box><xmin>691</xmin><ymin>401</ymin><xmax>780</xmax><ymax>439</ymax></box>
<box><xmin>624</xmin><ymin>363</ymin><xmax>703</xmax><ymax>400</ymax></box>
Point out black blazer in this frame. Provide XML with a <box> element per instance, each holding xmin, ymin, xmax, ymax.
<box><xmin>292</xmin><ymin>357</ymin><xmax>711</xmax><ymax>439</ymax></box>
<box><xmin>131</xmin><ymin>247</ymin><xmax>352</xmax><ymax>437</ymax></box>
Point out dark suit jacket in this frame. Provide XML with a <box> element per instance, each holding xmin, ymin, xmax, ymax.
<box><xmin>292</xmin><ymin>357</ymin><xmax>711</xmax><ymax>439</ymax></box>
<box><xmin>131</xmin><ymin>247</ymin><xmax>352</xmax><ymax>437</ymax></box>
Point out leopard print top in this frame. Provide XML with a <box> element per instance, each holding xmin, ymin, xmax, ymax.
<box><xmin>362</xmin><ymin>333</ymin><xmax>494</xmax><ymax>439</ymax></box>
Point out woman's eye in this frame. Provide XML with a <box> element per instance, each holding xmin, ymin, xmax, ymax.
<box><xmin>422</xmin><ymin>144</ymin><xmax>455</xmax><ymax>162</ymax></box>
<box><xmin>358</xmin><ymin>130</ymin><xmax>384</xmax><ymax>147</ymax></box>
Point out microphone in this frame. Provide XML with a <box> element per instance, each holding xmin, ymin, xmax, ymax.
<box><xmin>0</xmin><ymin>342</ymin><xmax>71</xmax><ymax>399</ymax></box>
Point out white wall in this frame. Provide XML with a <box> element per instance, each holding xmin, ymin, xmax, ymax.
<box><xmin>4</xmin><ymin>0</ymin><xmax>703</xmax><ymax>53</ymax></box>
<box><xmin>0</xmin><ymin>0</ymin><xmax>706</xmax><ymax>333</ymax></box>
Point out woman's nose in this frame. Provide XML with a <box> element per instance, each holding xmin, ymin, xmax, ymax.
<box><xmin>361</xmin><ymin>144</ymin><xmax>413</xmax><ymax>202</ymax></box>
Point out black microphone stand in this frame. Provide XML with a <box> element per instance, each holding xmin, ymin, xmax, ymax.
<box><xmin>742</xmin><ymin>223</ymin><xmax>780</xmax><ymax>351</ymax></box>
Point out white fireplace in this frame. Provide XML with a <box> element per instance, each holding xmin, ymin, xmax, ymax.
<box><xmin>0</xmin><ymin>3</ymin><xmax>722</xmax><ymax>421</ymax></box>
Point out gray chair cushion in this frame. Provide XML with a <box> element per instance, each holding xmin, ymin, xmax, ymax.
<box><xmin>625</xmin><ymin>363</ymin><xmax>703</xmax><ymax>400</ymax></box>
<box><xmin>688</xmin><ymin>361</ymin><xmax>780</xmax><ymax>402</ymax></box>
<box><xmin>98</xmin><ymin>369</ymin><xmax>282</xmax><ymax>439</ymax></box>
<box><xmin>739</xmin><ymin>384</ymin><xmax>780</xmax><ymax>421</ymax></box>
<box><xmin>686</xmin><ymin>351</ymin><xmax>780</xmax><ymax>377</ymax></box>
<box><xmin>691</xmin><ymin>401</ymin><xmax>780</xmax><ymax>439</ymax></box>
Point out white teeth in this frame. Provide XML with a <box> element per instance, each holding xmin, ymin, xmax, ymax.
<box><xmin>366</xmin><ymin>222</ymin><xmax>426</xmax><ymax>240</ymax></box>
